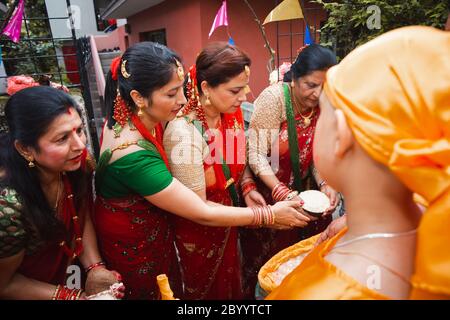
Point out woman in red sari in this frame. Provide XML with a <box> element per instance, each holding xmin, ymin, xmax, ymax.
<box><xmin>0</xmin><ymin>86</ymin><xmax>122</xmax><ymax>299</ymax></box>
<box><xmin>94</xmin><ymin>42</ymin><xmax>309</xmax><ymax>300</ymax></box>
<box><xmin>164</xmin><ymin>43</ymin><xmax>271</xmax><ymax>299</ymax></box>
<box><xmin>241</xmin><ymin>44</ymin><xmax>342</xmax><ymax>298</ymax></box>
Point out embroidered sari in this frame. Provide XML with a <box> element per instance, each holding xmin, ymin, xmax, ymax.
<box><xmin>242</xmin><ymin>83</ymin><xmax>331</xmax><ymax>298</ymax></box>
<box><xmin>164</xmin><ymin>108</ymin><xmax>246</xmax><ymax>300</ymax></box>
<box><xmin>94</xmin><ymin>126</ymin><xmax>181</xmax><ymax>300</ymax></box>
<box><xmin>0</xmin><ymin>154</ymin><xmax>91</xmax><ymax>285</ymax></box>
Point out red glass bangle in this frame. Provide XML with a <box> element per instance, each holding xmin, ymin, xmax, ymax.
<box><xmin>85</xmin><ymin>261</ymin><xmax>106</xmax><ymax>273</ymax></box>
<box><xmin>242</xmin><ymin>182</ymin><xmax>257</xmax><ymax>197</ymax></box>
<box><xmin>52</xmin><ymin>285</ymin><xmax>83</xmax><ymax>300</ymax></box>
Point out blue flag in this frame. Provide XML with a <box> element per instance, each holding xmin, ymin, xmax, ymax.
<box><xmin>304</xmin><ymin>23</ymin><xmax>314</xmax><ymax>45</ymax></box>
<box><xmin>228</xmin><ymin>37</ymin><xmax>235</xmax><ymax>45</ymax></box>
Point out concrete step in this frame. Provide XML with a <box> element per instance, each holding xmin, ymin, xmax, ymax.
<box><xmin>98</xmin><ymin>51</ymin><xmax>122</xmax><ymax>60</ymax></box>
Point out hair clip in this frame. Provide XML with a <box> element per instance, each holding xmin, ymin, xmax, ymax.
<box><xmin>244</xmin><ymin>65</ymin><xmax>250</xmax><ymax>77</ymax></box>
<box><xmin>121</xmin><ymin>60</ymin><xmax>131</xmax><ymax>78</ymax></box>
<box><xmin>175</xmin><ymin>60</ymin><xmax>184</xmax><ymax>81</ymax></box>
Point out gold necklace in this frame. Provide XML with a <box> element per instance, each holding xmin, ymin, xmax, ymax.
<box><xmin>53</xmin><ymin>174</ymin><xmax>62</xmax><ymax>211</ymax></box>
<box><xmin>290</xmin><ymin>88</ymin><xmax>314</xmax><ymax>127</ymax></box>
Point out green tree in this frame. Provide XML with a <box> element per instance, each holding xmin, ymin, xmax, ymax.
<box><xmin>316</xmin><ymin>0</ymin><xmax>449</xmax><ymax>59</ymax></box>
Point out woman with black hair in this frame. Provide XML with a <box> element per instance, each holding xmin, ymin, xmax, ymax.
<box><xmin>0</xmin><ymin>86</ymin><xmax>123</xmax><ymax>299</ymax></box>
<box><xmin>94</xmin><ymin>41</ymin><xmax>308</xmax><ymax>300</ymax></box>
<box><xmin>241</xmin><ymin>44</ymin><xmax>342</xmax><ymax>298</ymax></box>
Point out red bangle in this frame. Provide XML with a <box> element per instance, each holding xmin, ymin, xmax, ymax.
<box><xmin>242</xmin><ymin>182</ymin><xmax>257</xmax><ymax>197</ymax></box>
<box><xmin>52</xmin><ymin>285</ymin><xmax>83</xmax><ymax>300</ymax></box>
<box><xmin>85</xmin><ymin>261</ymin><xmax>106</xmax><ymax>273</ymax></box>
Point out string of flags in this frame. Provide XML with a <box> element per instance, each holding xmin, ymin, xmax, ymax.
<box><xmin>208</xmin><ymin>1</ymin><xmax>235</xmax><ymax>45</ymax></box>
<box><xmin>1</xmin><ymin>0</ymin><xmax>25</xmax><ymax>43</ymax></box>
<box><xmin>208</xmin><ymin>0</ymin><xmax>313</xmax><ymax>47</ymax></box>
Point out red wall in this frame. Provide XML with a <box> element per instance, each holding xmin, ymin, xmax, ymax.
<box><xmin>126</xmin><ymin>0</ymin><xmax>326</xmax><ymax>101</ymax></box>
<box><xmin>128</xmin><ymin>0</ymin><xmax>202</xmax><ymax>67</ymax></box>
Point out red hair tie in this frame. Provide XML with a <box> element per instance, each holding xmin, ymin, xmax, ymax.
<box><xmin>110</xmin><ymin>56</ymin><xmax>121</xmax><ymax>80</ymax></box>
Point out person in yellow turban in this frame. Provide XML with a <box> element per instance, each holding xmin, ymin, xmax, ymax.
<box><xmin>266</xmin><ymin>26</ymin><xmax>450</xmax><ymax>300</ymax></box>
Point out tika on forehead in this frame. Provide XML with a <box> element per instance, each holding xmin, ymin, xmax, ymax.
<box><xmin>175</xmin><ymin>60</ymin><xmax>184</xmax><ymax>81</ymax></box>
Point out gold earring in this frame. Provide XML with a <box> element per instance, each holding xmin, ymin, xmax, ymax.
<box><xmin>138</xmin><ymin>104</ymin><xmax>144</xmax><ymax>116</ymax></box>
<box><xmin>28</xmin><ymin>158</ymin><xmax>35</xmax><ymax>168</ymax></box>
<box><xmin>244</xmin><ymin>65</ymin><xmax>250</xmax><ymax>77</ymax></box>
<box><xmin>205</xmin><ymin>95</ymin><xmax>211</xmax><ymax>106</ymax></box>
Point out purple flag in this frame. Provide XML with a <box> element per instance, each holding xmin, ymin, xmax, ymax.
<box><xmin>208</xmin><ymin>1</ymin><xmax>228</xmax><ymax>38</ymax></box>
<box><xmin>2</xmin><ymin>0</ymin><xmax>25</xmax><ymax>43</ymax></box>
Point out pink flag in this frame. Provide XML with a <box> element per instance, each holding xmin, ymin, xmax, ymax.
<box><xmin>208</xmin><ymin>1</ymin><xmax>228</xmax><ymax>38</ymax></box>
<box><xmin>2</xmin><ymin>0</ymin><xmax>25</xmax><ymax>43</ymax></box>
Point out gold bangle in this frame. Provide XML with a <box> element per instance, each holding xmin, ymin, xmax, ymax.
<box><xmin>51</xmin><ymin>285</ymin><xmax>61</xmax><ymax>300</ymax></box>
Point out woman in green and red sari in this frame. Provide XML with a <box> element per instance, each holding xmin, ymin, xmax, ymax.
<box><xmin>164</xmin><ymin>43</ymin><xmax>272</xmax><ymax>299</ymax></box>
<box><xmin>0</xmin><ymin>86</ymin><xmax>123</xmax><ymax>300</ymax></box>
<box><xmin>94</xmin><ymin>42</ymin><xmax>309</xmax><ymax>300</ymax></box>
<box><xmin>241</xmin><ymin>44</ymin><xmax>342</xmax><ymax>298</ymax></box>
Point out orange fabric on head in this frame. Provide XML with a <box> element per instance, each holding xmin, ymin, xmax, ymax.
<box><xmin>323</xmin><ymin>26</ymin><xmax>450</xmax><ymax>299</ymax></box>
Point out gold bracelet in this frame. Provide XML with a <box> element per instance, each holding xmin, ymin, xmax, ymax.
<box><xmin>51</xmin><ymin>285</ymin><xmax>61</xmax><ymax>300</ymax></box>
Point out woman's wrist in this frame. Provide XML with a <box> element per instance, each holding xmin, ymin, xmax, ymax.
<box><xmin>242</xmin><ymin>181</ymin><xmax>257</xmax><ymax>197</ymax></box>
<box><xmin>272</xmin><ymin>182</ymin><xmax>296</xmax><ymax>202</ymax></box>
<box><xmin>85</xmin><ymin>261</ymin><xmax>106</xmax><ymax>274</ymax></box>
<box><xmin>250</xmin><ymin>205</ymin><xmax>275</xmax><ymax>227</ymax></box>
<box><xmin>52</xmin><ymin>285</ymin><xmax>84</xmax><ymax>300</ymax></box>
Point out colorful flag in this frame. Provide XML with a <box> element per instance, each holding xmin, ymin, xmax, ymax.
<box><xmin>304</xmin><ymin>23</ymin><xmax>314</xmax><ymax>45</ymax></box>
<box><xmin>263</xmin><ymin>0</ymin><xmax>303</xmax><ymax>25</ymax></box>
<box><xmin>2</xmin><ymin>0</ymin><xmax>25</xmax><ymax>43</ymax></box>
<box><xmin>228</xmin><ymin>37</ymin><xmax>235</xmax><ymax>45</ymax></box>
<box><xmin>209</xmin><ymin>1</ymin><xmax>228</xmax><ymax>38</ymax></box>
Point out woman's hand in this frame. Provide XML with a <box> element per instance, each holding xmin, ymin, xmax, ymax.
<box><xmin>291</xmin><ymin>195</ymin><xmax>319</xmax><ymax>221</ymax></box>
<box><xmin>315</xmin><ymin>214</ymin><xmax>347</xmax><ymax>246</ymax></box>
<box><xmin>320</xmin><ymin>184</ymin><xmax>339</xmax><ymax>215</ymax></box>
<box><xmin>271</xmin><ymin>200</ymin><xmax>311</xmax><ymax>229</ymax></box>
<box><xmin>85</xmin><ymin>267</ymin><xmax>125</xmax><ymax>299</ymax></box>
<box><xmin>244</xmin><ymin>190</ymin><xmax>266</xmax><ymax>207</ymax></box>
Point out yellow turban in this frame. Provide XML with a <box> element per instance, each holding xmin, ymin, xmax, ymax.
<box><xmin>323</xmin><ymin>26</ymin><xmax>450</xmax><ymax>299</ymax></box>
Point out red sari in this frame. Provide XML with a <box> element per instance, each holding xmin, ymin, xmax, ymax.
<box><xmin>94</xmin><ymin>124</ymin><xmax>181</xmax><ymax>300</ymax></box>
<box><xmin>94</xmin><ymin>196</ymin><xmax>180</xmax><ymax>300</ymax></box>
<box><xmin>19</xmin><ymin>168</ymin><xmax>88</xmax><ymax>285</ymax></box>
<box><xmin>240</xmin><ymin>110</ymin><xmax>332</xmax><ymax>298</ymax></box>
<box><xmin>172</xmin><ymin>108</ymin><xmax>246</xmax><ymax>300</ymax></box>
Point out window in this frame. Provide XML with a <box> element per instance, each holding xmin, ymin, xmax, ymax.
<box><xmin>139</xmin><ymin>29</ymin><xmax>167</xmax><ymax>45</ymax></box>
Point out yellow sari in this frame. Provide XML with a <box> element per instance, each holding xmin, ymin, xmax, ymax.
<box><xmin>268</xmin><ymin>26</ymin><xmax>450</xmax><ymax>300</ymax></box>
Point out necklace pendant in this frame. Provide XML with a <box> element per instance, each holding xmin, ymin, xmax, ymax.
<box><xmin>233</xmin><ymin>118</ymin><xmax>241</xmax><ymax>131</ymax></box>
<box><xmin>113</xmin><ymin>122</ymin><xmax>123</xmax><ymax>138</ymax></box>
<box><xmin>304</xmin><ymin>118</ymin><xmax>311</xmax><ymax>127</ymax></box>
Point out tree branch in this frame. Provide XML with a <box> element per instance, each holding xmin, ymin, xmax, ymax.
<box><xmin>243</xmin><ymin>0</ymin><xmax>276</xmax><ymax>73</ymax></box>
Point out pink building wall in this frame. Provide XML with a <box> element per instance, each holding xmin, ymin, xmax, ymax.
<box><xmin>125</xmin><ymin>0</ymin><xmax>327</xmax><ymax>101</ymax></box>
<box><xmin>94</xmin><ymin>25</ymin><xmax>127</xmax><ymax>52</ymax></box>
